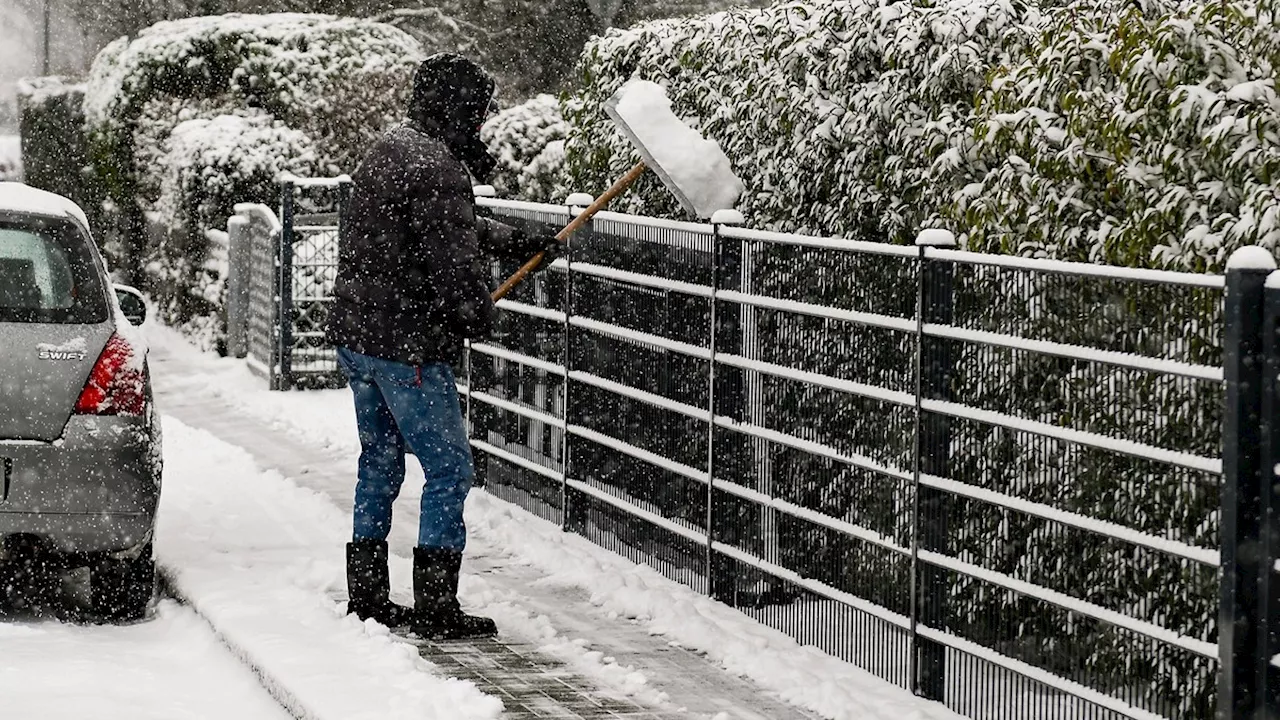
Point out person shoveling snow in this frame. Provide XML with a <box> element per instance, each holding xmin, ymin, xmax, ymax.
<box><xmin>325</xmin><ymin>52</ymin><xmax>560</xmax><ymax>640</ymax></box>
<box><xmin>328</xmin><ymin>63</ymin><xmax>744</xmax><ymax>641</ymax></box>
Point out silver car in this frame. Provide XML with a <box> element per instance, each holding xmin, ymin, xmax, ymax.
<box><xmin>0</xmin><ymin>182</ymin><xmax>161</xmax><ymax>621</ymax></box>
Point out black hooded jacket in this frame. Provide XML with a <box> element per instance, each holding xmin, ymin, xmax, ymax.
<box><xmin>325</xmin><ymin>54</ymin><xmax>539</xmax><ymax>365</ymax></box>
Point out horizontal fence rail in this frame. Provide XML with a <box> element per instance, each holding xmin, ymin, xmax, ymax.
<box><xmin>467</xmin><ymin>195</ymin><xmax>1225</xmax><ymax>720</ymax></box>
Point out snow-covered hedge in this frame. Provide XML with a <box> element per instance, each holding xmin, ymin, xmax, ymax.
<box><xmin>481</xmin><ymin>94</ymin><xmax>568</xmax><ymax>202</ymax></box>
<box><xmin>943</xmin><ymin>0</ymin><xmax>1280</xmax><ymax>272</ymax></box>
<box><xmin>82</xmin><ymin>13</ymin><xmax>422</xmax><ymax>347</ymax></box>
<box><xmin>563</xmin><ymin>0</ymin><xmax>1044</xmax><ymax>234</ymax></box>
<box><xmin>566</xmin><ymin>0</ymin><xmax>1280</xmax><ymax>274</ymax></box>
<box><xmin>520</xmin><ymin>139</ymin><xmax>568</xmax><ymax>204</ymax></box>
<box><xmin>145</xmin><ymin>112</ymin><xmax>323</xmax><ymax>344</ymax></box>
<box><xmin>86</xmin><ymin>13</ymin><xmax>420</xmax><ymax>186</ymax></box>
<box><xmin>15</xmin><ymin>77</ymin><xmax>99</xmax><ymax>217</ymax></box>
<box><xmin>155</xmin><ymin>113</ymin><xmax>320</xmax><ymax>239</ymax></box>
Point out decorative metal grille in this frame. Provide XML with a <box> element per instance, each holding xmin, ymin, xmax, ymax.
<box><xmin>276</xmin><ymin>178</ymin><xmax>349</xmax><ymax>390</ymax></box>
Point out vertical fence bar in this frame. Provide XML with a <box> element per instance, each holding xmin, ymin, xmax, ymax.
<box><xmin>1258</xmin><ymin>269</ymin><xmax>1280</xmax><ymax>718</ymax></box>
<box><xmin>740</xmin><ymin>238</ymin><xmax>776</xmax><ymax>600</ymax></box>
<box><xmin>277</xmin><ymin>180</ymin><xmax>296</xmax><ymax>391</ymax></box>
<box><xmin>1220</xmin><ymin>247</ymin><xmax>1276</xmax><ymax>719</ymax></box>
<box><xmin>911</xmin><ymin>230</ymin><xmax>956</xmax><ymax>702</ymax></box>
<box><xmin>909</xmin><ymin>240</ymin><xmax>924</xmax><ymax>698</ymax></box>
<box><xmin>337</xmin><ymin>177</ymin><xmax>352</xmax><ymax>229</ymax></box>
<box><xmin>467</xmin><ymin>186</ymin><xmax>493</xmax><ymax>486</ymax></box>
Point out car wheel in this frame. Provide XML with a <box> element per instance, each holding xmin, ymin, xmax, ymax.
<box><xmin>90</xmin><ymin>543</ymin><xmax>155</xmax><ymax>622</ymax></box>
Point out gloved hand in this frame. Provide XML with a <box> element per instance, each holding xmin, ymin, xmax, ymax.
<box><xmin>524</xmin><ymin>235</ymin><xmax>564</xmax><ymax>273</ymax></box>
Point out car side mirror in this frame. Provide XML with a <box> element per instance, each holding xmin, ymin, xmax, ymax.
<box><xmin>114</xmin><ymin>285</ymin><xmax>148</xmax><ymax>326</ymax></box>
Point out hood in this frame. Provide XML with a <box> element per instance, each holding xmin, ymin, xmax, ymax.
<box><xmin>406</xmin><ymin>53</ymin><xmax>498</xmax><ymax>181</ymax></box>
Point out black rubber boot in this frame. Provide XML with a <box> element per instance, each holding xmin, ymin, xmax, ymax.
<box><xmin>346</xmin><ymin>540</ymin><xmax>414</xmax><ymax>627</ymax></box>
<box><xmin>411</xmin><ymin>547</ymin><xmax>497</xmax><ymax>640</ymax></box>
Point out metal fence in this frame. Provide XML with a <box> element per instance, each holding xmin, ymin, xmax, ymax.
<box><xmin>467</xmin><ymin>196</ymin><xmax>1225</xmax><ymax>720</ymax></box>
<box><xmin>226</xmin><ymin>186</ymin><xmax>1248</xmax><ymax>719</ymax></box>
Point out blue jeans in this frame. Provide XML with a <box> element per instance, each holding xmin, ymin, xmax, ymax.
<box><xmin>336</xmin><ymin>347</ymin><xmax>474</xmax><ymax>550</ymax></box>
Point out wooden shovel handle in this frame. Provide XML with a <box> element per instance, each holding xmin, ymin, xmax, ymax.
<box><xmin>491</xmin><ymin>161</ymin><xmax>647</xmax><ymax>302</ymax></box>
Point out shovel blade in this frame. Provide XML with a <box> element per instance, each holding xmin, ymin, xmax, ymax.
<box><xmin>604</xmin><ymin>79</ymin><xmax>744</xmax><ymax>219</ymax></box>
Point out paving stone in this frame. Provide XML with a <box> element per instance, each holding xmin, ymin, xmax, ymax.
<box><xmin>411</xmin><ymin>638</ymin><xmax>685</xmax><ymax>719</ymax></box>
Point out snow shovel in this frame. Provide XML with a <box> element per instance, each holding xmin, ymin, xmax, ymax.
<box><xmin>490</xmin><ymin>79</ymin><xmax>745</xmax><ymax>301</ymax></box>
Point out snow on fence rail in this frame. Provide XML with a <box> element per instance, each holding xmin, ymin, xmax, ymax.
<box><xmin>227</xmin><ymin>187</ymin><xmax>1231</xmax><ymax>720</ymax></box>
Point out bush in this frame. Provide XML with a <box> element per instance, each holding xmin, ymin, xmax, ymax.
<box><xmin>481</xmin><ymin>94</ymin><xmax>568</xmax><ymax>201</ymax></box>
<box><xmin>521</xmin><ymin>139</ymin><xmax>568</xmax><ymax>203</ymax></box>
<box><xmin>155</xmin><ymin>112</ymin><xmax>321</xmax><ymax>238</ymax></box>
<box><xmin>16</xmin><ymin>77</ymin><xmax>101</xmax><ymax>221</ymax></box>
<box><xmin>145</xmin><ymin>112</ymin><xmax>323</xmax><ymax>344</ymax></box>
<box><xmin>565</xmin><ymin>0</ymin><xmax>1280</xmax><ymax>275</ymax></box>
<box><xmin>563</xmin><ymin>0</ymin><xmax>1045</xmax><ymax>233</ymax></box>
<box><xmin>82</xmin><ymin>12</ymin><xmax>422</xmax><ymax>342</ymax></box>
<box><xmin>85</xmin><ymin>13</ymin><xmax>420</xmax><ymax>183</ymax></box>
<box><xmin>943</xmin><ymin>0</ymin><xmax>1280</xmax><ymax>272</ymax></box>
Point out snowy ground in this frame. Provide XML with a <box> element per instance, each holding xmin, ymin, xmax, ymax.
<box><xmin>157</xmin><ymin>417</ymin><xmax>504</xmax><ymax>720</ymax></box>
<box><xmin>0</xmin><ymin>600</ymin><xmax>292</xmax><ymax>720</ymax></box>
<box><xmin>145</xmin><ymin>325</ymin><xmax>964</xmax><ymax>720</ymax></box>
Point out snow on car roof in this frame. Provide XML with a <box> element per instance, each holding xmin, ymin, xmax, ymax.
<box><xmin>0</xmin><ymin>182</ymin><xmax>92</xmax><ymax>232</ymax></box>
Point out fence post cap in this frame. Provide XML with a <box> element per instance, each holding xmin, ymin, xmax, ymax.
<box><xmin>565</xmin><ymin>192</ymin><xmax>595</xmax><ymax>207</ymax></box>
<box><xmin>232</xmin><ymin>202</ymin><xmax>282</xmax><ymax>234</ymax></box>
<box><xmin>1227</xmin><ymin>245</ymin><xmax>1276</xmax><ymax>271</ymax></box>
<box><xmin>915</xmin><ymin>228</ymin><xmax>957</xmax><ymax>247</ymax></box>
<box><xmin>711</xmin><ymin>209</ymin><xmax>745</xmax><ymax>226</ymax></box>
<box><xmin>473</xmin><ymin>184</ymin><xmax>497</xmax><ymax>198</ymax></box>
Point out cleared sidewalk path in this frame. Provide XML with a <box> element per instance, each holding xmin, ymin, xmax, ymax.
<box><xmin>150</xmin><ymin>337</ymin><xmax>818</xmax><ymax>720</ymax></box>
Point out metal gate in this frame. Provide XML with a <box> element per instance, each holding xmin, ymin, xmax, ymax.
<box><xmin>227</xmin><ymin>176</ymin><xmax>348</xmax><ymax>390</ymax></box>
<box><xmin>276</xmin><ymin>176</ymin><xmax>348</xmax><ymax>390</ymax></box>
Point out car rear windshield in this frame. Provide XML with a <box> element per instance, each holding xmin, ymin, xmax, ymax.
<box><xmin>0</xmin><ymin>214</ymin><xmax>108</xmax><ymax>324</ymax></box>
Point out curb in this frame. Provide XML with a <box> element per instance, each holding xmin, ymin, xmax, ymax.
<box><xmin>156</xmin><ymin>565</ymin><xmax>316</xmax><ymax>720</ymax></box>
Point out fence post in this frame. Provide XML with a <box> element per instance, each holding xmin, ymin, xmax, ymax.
<box><xmin>562</xmin><ymin>192</ymin><xmax>593</xmax><ymax>535</ymax></box>
<box><xmin>226</xmin><ymin>213</ymin><xmax>251</xmax><ymax>359</ymax></box>
<box><xmin>337</xmin><ymin>177</ymin><xmax>352</xmax><ymax>224</ymax></box>
<box><xmin>1260</xmin><ymin>269</ymin><xmax>1280</xmax><ymax>719</ymax></box>
<box><xmin>277</xmin><ymin>180</ymin><xmax>296</xmax><ymax>391</ymax></box>
<box><xmin>467</xmin><ymin>186</ymin><xmax>496</xmax><ymax>485</ymax></box>
<box><xmin>1220</xmin><ymin>246</ymin><xmax>1275</xmax><ymax>719</ymax></box>
<box><xmin>708</xmin><ymin>210</ymin><xmax>745</xmax><ymax>601</ymax></box>
<box><xmin>911</xmin><ymin>229</ymin><xmax>956</xmax><ymax>702</ymax></box>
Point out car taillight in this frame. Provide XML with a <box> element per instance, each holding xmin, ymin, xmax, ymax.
<box><xmin>75</xmin><ymin>334</ymin><xmax>146</xmax><ymax>416</ymax></box>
